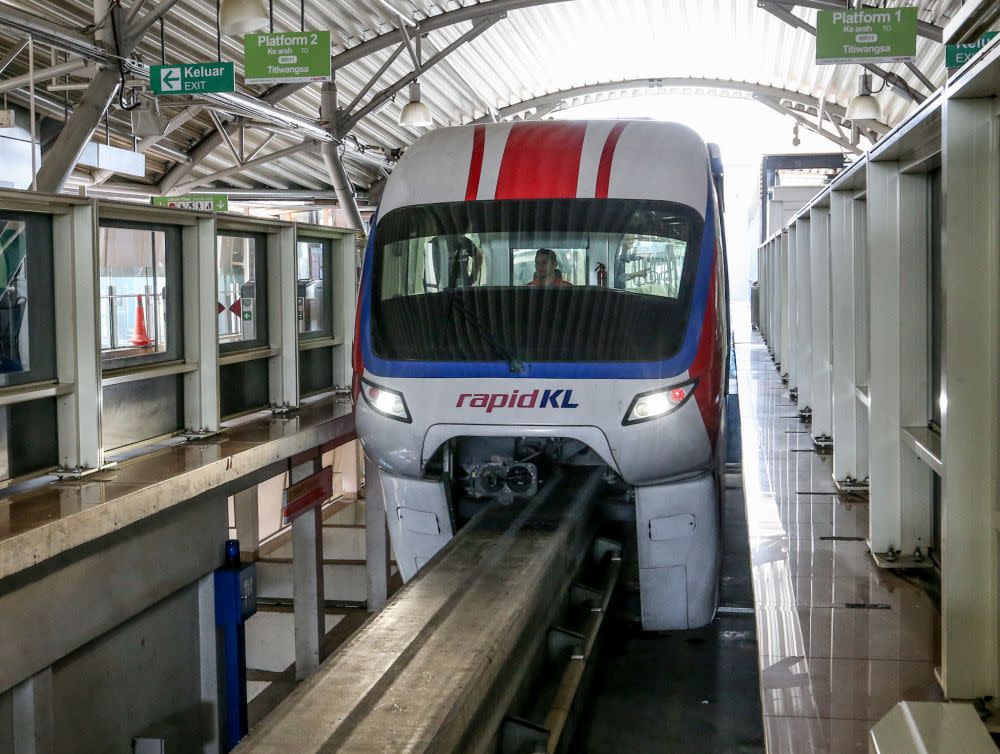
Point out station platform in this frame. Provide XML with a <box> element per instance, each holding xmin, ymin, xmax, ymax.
<box><xmin>738</xmin><ymin>330</ymin><xmax>942</xmax><ymax>752</ymax></box>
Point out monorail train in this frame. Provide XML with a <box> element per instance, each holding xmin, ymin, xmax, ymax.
<box><xmin>354</xmin><ymin>120</ymin><xmax>729</xmax><ymax>630</ymax></box>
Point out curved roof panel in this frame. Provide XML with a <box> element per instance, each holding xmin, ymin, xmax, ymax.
<box><xmin>0</xmin><ymin>0</ymin><xmax>964</xmax><ymax>195</ymax></box>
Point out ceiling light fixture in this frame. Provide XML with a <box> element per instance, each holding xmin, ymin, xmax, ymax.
<box><xmin>220</xmin><ymin>0</ymin><xmax>269</xmax><ymax>36</ymax></box>
<box><xmin>399</xmin><ymin>81</ymin><xmax>433</xmax><ymax>127</ymax></box>
<box><xmin>845</xmin><ymin>72</ymin><xmax>882</xmax><ymax>125</ymax></box>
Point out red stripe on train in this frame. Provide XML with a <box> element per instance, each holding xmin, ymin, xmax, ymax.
<box><xmin>465</xmin><ymin>125</ymin><xmax>487</xmax><ymax>201</ymax></box>
<box><xmin>689</xmin><ymin>253</ymin><xmax>723</xmax><ymax>446</ymax></box>
<box><xmin>595</xmin><ymin>122</ymin><xmax>628</xmax><ymax>198</ymax></box>
<box><xmin>494</xmin><ymin>122</ymin><xmax>589</xmax><ymax>199</ymax></box>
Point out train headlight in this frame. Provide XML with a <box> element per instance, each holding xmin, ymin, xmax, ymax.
<box><xmin>360</xmin><ymin>379</ymin><xmax>412</xmax><ymax>423</ymax></box>
<box><xmin>622</xmin><ymin>379</ymin><xmax>698</xmax><ymax>425</ymax></box>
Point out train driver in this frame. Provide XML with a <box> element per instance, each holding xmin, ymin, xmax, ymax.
<box><xmin>528</xmin><ymin>248</ymin><xmax>572</xmax><ymax>287</ymax></box>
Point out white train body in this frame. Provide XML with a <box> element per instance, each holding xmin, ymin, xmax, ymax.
<box><xmin>355</xmin><ymin>120</ymin><xmax>728</xmax><ymax>630</ymax></box>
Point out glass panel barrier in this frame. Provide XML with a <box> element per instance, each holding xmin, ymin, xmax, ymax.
<box><xmin>99</xmin><ymin>223</ymin><xmax>182</xmax><ymax>368</ymax></box>
<box><xmin>297</xmin><ymin>238</ymin><xmax>332</xmax><ymax>338</ymax></box>
<box><xmin>0</xmin><ymin>220</ymin><xmax>30</xmax><ymax>374</ymax></box>
<box><xmin>217</xmin><ymin>233</ymin><xmax>267</xmax><ymax>350</ymax></box>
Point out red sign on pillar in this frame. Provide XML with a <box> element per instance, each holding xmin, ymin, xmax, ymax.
<box><xmin>281</xmin><ymin>466</ymin><xmax>333</xmax><ymax>524</ymax></box>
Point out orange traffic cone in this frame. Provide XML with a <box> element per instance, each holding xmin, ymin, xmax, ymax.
<box><xmin>130</xmin><ymin>295</ymin><xmax>153</xmax><ymax>347</ymax></box>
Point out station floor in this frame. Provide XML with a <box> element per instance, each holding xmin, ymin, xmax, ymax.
<box><xmin>738</xmin><ymin>326</ymin><xmax>942</xmax><ymax>752</ymax></box>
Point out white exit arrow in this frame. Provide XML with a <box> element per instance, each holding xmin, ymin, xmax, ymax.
<box><xmin>160</xmin><ymin>67</ymin><xmax>181</xmax><ymax>93</ymax></box>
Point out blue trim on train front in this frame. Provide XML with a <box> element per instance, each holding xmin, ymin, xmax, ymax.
<box><xmin>359</xmin><ymin>190</ymin><xmax>716</xmax><ymax>380</ymax></box>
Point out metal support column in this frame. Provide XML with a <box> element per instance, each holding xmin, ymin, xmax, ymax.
<box><xmin>940</xmin><ymin>94</ymin><xmax>999</xmax><ymax>700</ymax></box>
<box><xmin>865</xmin><ymin>162</ymin><xmax>931</xmax><ymax>562</ymax></box>
<box><xmin>809</xmin><ymin>206</ymin><xmax>833</xmax><ymax>442</ymax></box>
<box><xmin>33</xmin><ymin>0</ymin><xmax>184</xmax><ymax>193</ymax></box>
<box><xmin>784</xmin><ymin>227</ymin><xmax>796</xmax><ymax>386</ymax></box>
<box><xmin>182</xmin><ymin>217</ymin><xmax>220</xmax><ymax>435</ymax></box>
<box><xmin>774</xmin><ymin>230</ymin><xmax>791</xmax><ymax>374</ymax></box>
<box><xmin>830</xmin><ymin>189</ymin><xmax>864</xmax><ymax>482</ymax></box>
<box><xmin>320</xmin><ymin>81</ymin><xmax>366</xmax><ymax>233</ymax></box>
<box><xmin>794</xmin><ymin>217</ymin><xmax>813</xmax><ymax>412</ymax></box>
<box><xmin>33</xmin><ymin>67</ymin><xmax>118</xmax><ymax>193</ymax></box>
<box><xmin>233</xmin><ymin>487</ymin><xmax>260</xmax><ymax>562</ymax></box>
<box><xmin>292</xmin><ymin>504</ymin><xmax>324</xmax><ymax>680</ymax></box>
<box><xmin>267</xmin><ymin>225</ymin><xmax>299</xmax><ymax>411</ymax></box>
<box><xmin>53</xmin><ymin>202</ymin><xmax>102</xmax><ymax>473</ymax></box>
<box><xmin>852</xmin><ymin>195</ymin><xmax>871</xmax><ymax>482</ymax></box>
<box><xmin>364</xmin><ymin>458</ymin><xmax>390</xmax><ymax>612</ymax></box>
<box><xmin>197</xmin><ymin>573</ymin><xmax>220</xmax><ymax>754</ymax></box>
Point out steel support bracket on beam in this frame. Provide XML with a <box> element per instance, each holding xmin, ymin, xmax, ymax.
<box><xmin>500</xmin><ymin>716</ymin><xmax>549</xmax><ymax>754</ymax></box>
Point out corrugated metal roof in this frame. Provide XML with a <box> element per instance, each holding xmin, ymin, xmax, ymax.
<box><xmin>0</xmin><ymin>0</ymin><xmax>964</xmax><ymax>196</ymax></box>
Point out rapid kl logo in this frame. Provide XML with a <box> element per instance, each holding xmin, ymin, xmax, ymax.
<box><xmin>456</xmin><ymin>388</ymin><xmax>579</xmax><ymax>413</ymax></box>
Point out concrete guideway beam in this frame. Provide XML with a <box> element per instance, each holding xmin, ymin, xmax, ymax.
<box><xmin>237</xmin><ymin>469</ymin><xmax>604</xmax><ymax>752</ymax></box>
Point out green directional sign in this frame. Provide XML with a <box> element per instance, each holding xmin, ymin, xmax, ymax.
<box><xmin>150</xmin><ymin>62</ymin><xmax>235</xmax><ymax>95</ymax></box>
<box><xmin>151</xmin><ymin>194</ymin><xmax>229</xmax><ymax>212</ymax></box>
<box><xmin>816</xmin><ymin>7</ymin><xmax>918</xmax><ymax>64</ymax></box>
<box><xmin>243</xmin><ymin>31</ymin><xmax>331</xmax><ymax>85</ymax></box>
<box><xmin>946</xmin><ymin>32</ymin><xmax>999</xmax><ymax>70</ymax></box>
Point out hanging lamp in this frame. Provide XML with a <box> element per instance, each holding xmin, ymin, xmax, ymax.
<box><xmin>220</xmin><ymin>0</ymin><xmax>269</xmax><ymax>35</ymax></box>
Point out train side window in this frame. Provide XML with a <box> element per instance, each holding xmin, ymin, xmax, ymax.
<box><xmin>217</xmin><ymin>232</ymin><xmax>268</xmax><ymax>352</ymax></box>
<box><xmin>99</xmin><ymin>222</ymin><xmax>183</xmax><ymax>369</ymax></box>
<box><xmin>0</xmin><ymin>213</ymin><xmax>55</xmax><ymax>387</ymax></box>
<box><xmin>297</xmin><ymin>237</ymin><xmax>333</xmax><ymax>339</ymax></box>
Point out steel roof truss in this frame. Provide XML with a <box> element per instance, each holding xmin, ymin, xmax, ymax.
<box><xmin>761</xmin><ymin>0</ymin><xmax>944</xmax><ymax>42</ymax></box>
<box><xmin>209</xmin><ymin>109</ymin><xmax>242</xmax><ymax>165</ymax></box>
<box><xmin>759</xmin><ymin>2</ymin><xmax>929</xmax><ymax>104</ymax></box>
<box><xmin>341</xmin><ymin>14</ymin><xmax>501</xmax><ymax>135</ymax></box>
<box><xmin>343</xmin><ymin>43</ymin><xmax>406</xmax><ymax>116</ymax></box>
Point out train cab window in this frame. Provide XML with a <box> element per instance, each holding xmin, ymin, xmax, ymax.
<box><xmin>615</xmin><ymin>234</ymin><xmax>687</xmax><ymax>297</ymax></box>
<box><xmin>373</xmin><ymin>198</ymin><xmax>703</xmax><ymax>363</ymax></box>
<box><xmin>217</xmin><ymin>232</ymin><xmax>267</xmax><ymax>351</ymax></box>
<box><xmin>297</xmin><ymin>237</ymin><xmax>333</xmax><ymax>338</ymax></box>
<box><xmin>0</xmin><ymin>214</ymin><xmax>55</xmax><ymax>387</ymax></box>
<box><xmin>512</xmin><ymin>247</ymin><xmax>587</xmax><ymax>286</ymax></box>
<box><xmin>99</xmin><ymin>222</ymin><xmax>182</xmax><ymax>369</ymax></box>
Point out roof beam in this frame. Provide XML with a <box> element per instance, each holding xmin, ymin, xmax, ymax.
<box><xmin>159</xmin><ymin>0</ymin><xmax>566</xmax><ymax>193</ymax></box>
<box><xmin>341</xmin><ymin>14</ymin><xmax>502</xmax><ymax>134</ymax></box>
<box><xmin>759</xmin><ymin>2</ymin><xmax>929</xmax><ymax>103</ymax></box>
<box><xmin>32</xmin><ymin>0</ymin><xmax>185</xmax><ymax>193</ymax></box>
<box><xmin>756</xmin><ymin>95</ymin><xmax>861</xmax><ymax>154</ymax></box>
<box><xmin>172</xmin><ymin>140</ymin><xmax>318</xmax><ymax>194</ymax></box>
<box><xmin>264</xmin><ymin>0</ymin><xmax>572</xmax><ymax>103</ymax></box>
<box><xmin>473</xmin><ymin>77</ymin><xmax>891</xmax><ymax>134</ymax></box>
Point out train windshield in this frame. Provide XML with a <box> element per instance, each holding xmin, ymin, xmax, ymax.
<box><xmin>373</xmin><ymin>198</ymin><xmax>705</xmax><ymax>363</ymax></box>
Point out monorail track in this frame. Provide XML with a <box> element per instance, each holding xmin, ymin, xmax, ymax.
<box><xmin>236</xmin><ymin>467</ymin><xmax>621</xmax><ymax>753</ymax></box>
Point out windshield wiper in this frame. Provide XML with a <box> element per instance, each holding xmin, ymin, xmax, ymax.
<box><xmin>446</xmin><ymin>291</ymin><xmax>524</xmax><ymax>374</ymax></box>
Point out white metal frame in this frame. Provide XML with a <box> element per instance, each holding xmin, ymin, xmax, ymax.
<box><xmin>808</xmin><ymin>200</ymin><xmax>832</xmax><ymax>443</ymax></box>
<box><xmin>755</xmin><ymin>42</ymin><xmax>1000</xmax><ymax>703</ymax></box>
<box><xmin>938</xmin><ymin>43</ymin><xmax>1000</xmax><ymax>701</ymax></box>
